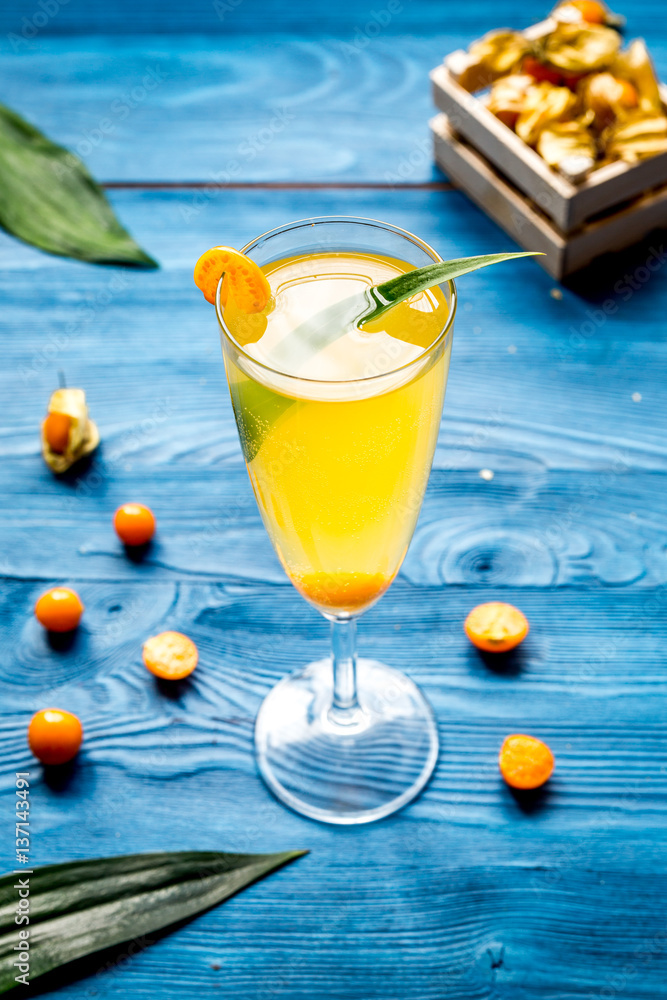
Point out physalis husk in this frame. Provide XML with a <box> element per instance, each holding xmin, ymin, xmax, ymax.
<box><xmin>457</xmin><ymin>31</ymin><xmax>532</xmax><ymax>92</ymax></box>
<box><xmin>41</xmin><ymin>388</ymin><xmax>99</xmax><ymax>474</ymax></box>
<box><xmin>541</xmin><ymin>22</ymin><xmax>621</xmax><ymax>74</ymax></box>
<box><xmin>515</xmin><ymin>82</ymin><xmax>578</xmax><ymax>146</ymax></box>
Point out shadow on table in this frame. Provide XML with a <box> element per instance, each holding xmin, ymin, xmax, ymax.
<box><xmin>46</xmin><ymin>629</ymin><xmax>80</xmax><ymax>654</ymax></box>
<box><xmin>504</xmin><ymin>781</ymin><xmax>553</xmax><ymax>816</ymax></box>
<box><xmin>562</xmin><ymin>230</ymin><xmax>667</xmax><ymax>305</ymax></box>
<box><xmin>122</xmin><ymin>540</ymin><xmax>153</xmax><ymax>564</ymax></box>
<box><xmin>155</xmin><ymin>675</ymin><xmax>194</xmax><ymax>701</ymax></box>
<box><xmin>466</xmin><ymin>644</ymin><xmax>528</xmax><ymax>677</ymax></box>
<box><xmin>51</xmin><ymin>451</ymin><xmax>96</xmax><ymax>487</ymax></box>
<box><xmin>41</xmin><ymin>758</ymin><xmax>83</xmax><ymax>794</ymax></box>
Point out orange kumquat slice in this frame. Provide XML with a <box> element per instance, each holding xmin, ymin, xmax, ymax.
<box><xmin>499</xmin><ymin>733</ymin><xmax>555</xmax><ymax>789</ymax></box>
<box><xmin>143</xmin><ymin>631</ymin><xmax>199</xmax><ymax>680</ymax></box>
<box><xmin>194</xmin><ymin>246</ymin><xmax>271</xmax><ymax>313</ymax></box>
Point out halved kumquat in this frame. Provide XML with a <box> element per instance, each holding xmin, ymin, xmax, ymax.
<box><xmin>194</xmin><ymin>246</ymin><xmax>271</xmax><ymax>313</ymax></box>
<box><xmin>35</xmin><ymin>587</ymin><xmax>84</xmax><ymax>632</ymax></box>
<box><xmin>143</xmin><ymin>631</ymin><xmax>198</xmax><ymax>680</ymax></box>
<box><xmin>464</xmin><ymin>602</ymin><xmax>529</xmax><ymax>653</ymax></box>
<box><xmin>499</xmin><ymin>733</ymin><xmax>554</xmax><ymax>790</ymax></box>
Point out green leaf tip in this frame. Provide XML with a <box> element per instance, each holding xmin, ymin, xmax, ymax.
<box><xmin>0</xmin><ymin>849</ymin><xmax>306</xmax><ymax>993</ymax></box>
<box><xmin>360</xmin><ymin>251</ymin><xmax>543</xmax><ymax>326</ymax></box>
<box><xmin>0</xmin><ymin>103</ymin><xmax>158</xmax><ymax>268</ymax></box>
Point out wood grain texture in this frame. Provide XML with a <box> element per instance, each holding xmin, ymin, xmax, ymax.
<box><xmin>0</xmin><ymin>33</ymin><xmax>664</xmax><ymax>183</ymax></box>
<box><xmin>1</xmin><ymin>0</ymin><xmax>666</xmax><ymax>38</ymax></box>
<box><xmin>1</xmin><ymin>7</ymin><xmax>667</xmax><ymax>997</ymax></box>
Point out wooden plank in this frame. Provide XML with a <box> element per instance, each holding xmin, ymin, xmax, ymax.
<box><xmin>0</xmin><ymin>33</ymin><xmax>457</xmax><ymax>183</ymax></box>
<box><xmin>1</xmin><ymin>159</ymin><xmax>666</xmax><ymax>1000</ymax></box>
<box><xmin>1</xmin><ymin>460</ymin><xmax>665</xmax><ymax>585</ymax></box>
<box><xmin>2</xmin><ymin>571</ymin><xmax>667</xmax><ymax>995</ymax></box>
<box><xmin>1</xmin><ymin>34</ymin><xmax>664</xmax><ymax>185</ymax></box>
<box><xmin>2</xmin><ymin>189</ymin><xmax>666</xmax><ymax>469</ymax></box>
<box><xmin>0</xmin><ymin>0</ymin><xmax>660</xmax><ymax>35</ymax></box>
<box><xmin>432</xmin><ymin>112</ymin><xmax>667</xmax><ymax>277</ymax></box>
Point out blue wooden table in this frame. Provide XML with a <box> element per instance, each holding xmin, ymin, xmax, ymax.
<box><xmin>1</xmin><ymin>0</ymin><xmax>667</xmax><ymax>996</ymax></box>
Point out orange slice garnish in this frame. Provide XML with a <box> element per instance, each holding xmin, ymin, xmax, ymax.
<box><xmin>194</xmin><ymin>246</ymin><xmax>271</xmax><ymax>313</ymax></box>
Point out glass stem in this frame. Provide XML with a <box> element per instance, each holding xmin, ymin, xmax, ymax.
<box><xmin>329</xmin><ymin>617</ymin><xmax>360</xmax><ymax>725</ymax></box>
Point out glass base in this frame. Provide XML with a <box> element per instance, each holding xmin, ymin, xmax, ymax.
<box><xmin>254</xmin><ymin>658</ymin><xmax>439</xmax><ymax>825</ymax></box>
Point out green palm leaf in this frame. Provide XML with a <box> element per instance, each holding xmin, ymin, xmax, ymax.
<box><xmin>0</xmin><ymin>103</ymin><xmax>157</xmax><ymax>266</ymax></box>
<box><xmin>0</xmin><ymin>849</ymin><xmax>306</xmax><ymax>993</ymax></box>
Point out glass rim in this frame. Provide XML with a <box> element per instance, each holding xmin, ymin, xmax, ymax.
<box><xmin>215</xmin><ymin>215</ymin><xmax>457</xmax><ymax>388</ymax></box>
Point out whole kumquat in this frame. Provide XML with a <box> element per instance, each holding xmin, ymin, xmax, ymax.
<box><xmin>143</xmin><ymin>631</ymin><xmax>198</xmax><ymax>680</ymax></box>
<box><xmin>194</xmin><ymin>246</ymin><xmax>271</xmax><ymax>312</ymax></box>
<box><xmin>499</xmin><ymin>733</ymin><xmax>555</xmax><ymax>789</ymax></box>
<box><xmin>114</xmin><ymin>503</ymin><xmax>156</xmax><ymax>547</ymax></box>
<box><xmin>28</xmin><ymin>709</ymin><xmax>83</xmax><ymax>766</ymax></box>
<box><xmin>34</xmin><ymin>587</ymin><xmax>84</xmax><ymax>632</ymax></box>
<box><xmin>464</xmin><ymin>602</ymin><xmax>529</xmax><ymax>653</ymax></box>
<box><xmin>43</xmin><ymin>412</ymin><xmax>72</xmax><ymax>454</ymax></box>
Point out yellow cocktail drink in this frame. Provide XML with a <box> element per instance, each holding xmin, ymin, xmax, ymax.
<box><xmin>222</xmin><ymin>250</ymin><xmax>452</xmax><ymax>617</ymax></box>
<box><xmin>210</xmin><ymin>216</ymin><xmax>456</xmax><ymax>826</ymax></box>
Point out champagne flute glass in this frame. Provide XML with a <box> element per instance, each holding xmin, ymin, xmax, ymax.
<box><xmin>215</xmin><ymin>216</ymin><xmax>456</xmax><ymax>824</ymax></box>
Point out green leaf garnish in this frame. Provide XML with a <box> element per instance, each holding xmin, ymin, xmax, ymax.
<box><xmin>0</xmin><ymin>849</ymin><xmax>306</xmax><ymax>993</ymax></box>
<box><xmin>359</xmin><ymin>252</ymin><xmax>540</xmax><ymax>326</ymax></box>
<box><xmin>225</xmin><ymin>250</ymin><xmax>541</xmax><ymax>463</ymax></box>
<box><xmin>264</xmin><ymin>251</ymin><xmax>540</xmax><ymax>374</ymax></box>
<box><xmin>0</xmin><ymin>104</ymin><xmax>157</xmax><ymax>267</ymax></box>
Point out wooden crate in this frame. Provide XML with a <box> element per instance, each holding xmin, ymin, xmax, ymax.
<box><xmin>429</xmin><ymin>18</ymin><xmax>667</xmax><ymax>274</ymax></box>
<box><xmin>431</xmin><ymin>112</ymin><xmax>667</xmax><ymax>278</ymax></box>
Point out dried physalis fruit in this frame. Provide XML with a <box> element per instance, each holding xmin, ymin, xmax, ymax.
<box><xmin>487</xmin><ymin>74</ymin><xmax>535</xmax><ymax>129</ymax></box>
<box><xmin>581</xmin><ymin>72</ymin><xmax>639</xmax><ymax>128</ymax></box>
<box><xmin>604</xmin><ymin>114</ymin><xmax>667</xmax><ymax>163</ymax></box>
<box><xmin>541</xmin><ymin>22</ymin><xmax>621</xmax><ymax>74</ymax></box>
<box><xmin>499</xmin><ymin>734</ymin><xmax>554</xmax><ymax>790</ymax></box>
<box><xmin>41</xmin><ymin>388</ymin><xmax>99</xmax><ymax>474</ymax></box>
<box><xmin>464</xmin><ymin>602</ymin><xmax>529</xmax><ymax>653</ymax></box>
<box><xmin>552</xmin><ymin>0</ymin><xmax>624</xmax><ymax>27</ymax></box>
<box><xmin>612</xmin><ymin>39</ymin><xmax>663</xmax><ymax>116</ymax></box>
<box><xmin>457</xmin><ymin>30</ymin><xmax>532</xmax><ymax>92</ymax></box>
<box><xmin>515</xmin><ymin>82</ymin><xmax>578</xmax><ymax>146</ymax></box>
<box><xmin>537</xmin><ymin>119</ymin><xmax>598</xmax><ymax>174</ymax></box>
